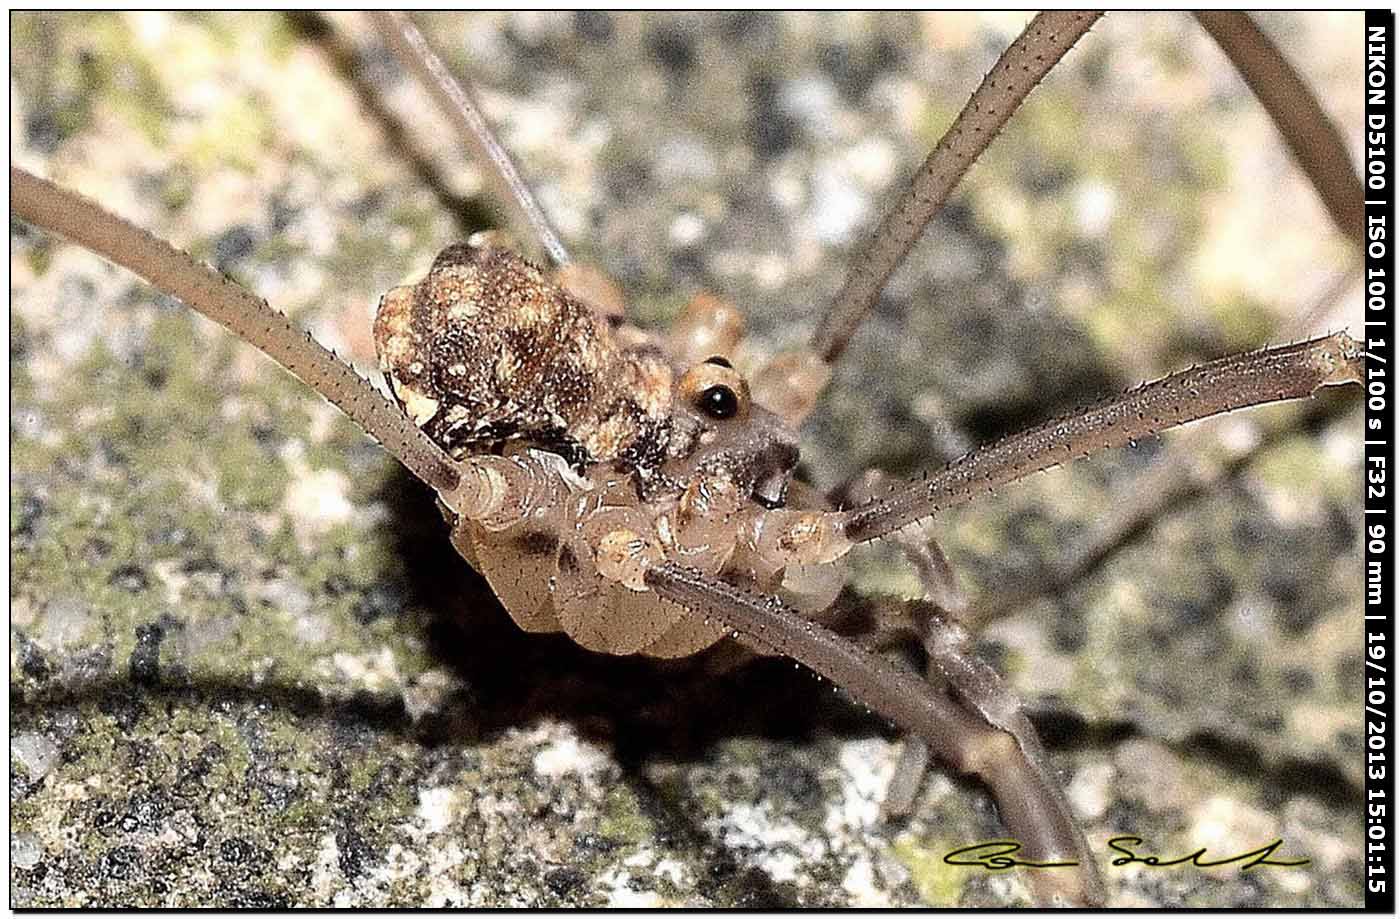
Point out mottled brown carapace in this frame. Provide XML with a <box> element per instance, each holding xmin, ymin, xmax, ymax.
<box><xmin>374</xmin><ymin>242</ymin><xmax>801</xmax><ymax>505</ymax></box>
<box><xmin>375</xmin><ymin>244</ymin><xmax>673</xmax><ymax>467</ymax></box>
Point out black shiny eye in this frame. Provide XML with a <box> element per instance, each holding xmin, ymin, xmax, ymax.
<box><xmin>699</xmin><ymin>384</ymin><xmax>739</xmax><ymax>420</ymax></box>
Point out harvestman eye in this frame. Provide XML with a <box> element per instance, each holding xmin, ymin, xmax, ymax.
<box><xmin>698</xmin><ymin>384</ymin><xmax>740</xmax><ymax>420</ymax></box>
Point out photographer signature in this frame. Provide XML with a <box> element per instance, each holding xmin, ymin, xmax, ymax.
<box><xmin>943</xmin><ymin>837</ymin><xmax>1310</xmax><ymax>872</ymax></box>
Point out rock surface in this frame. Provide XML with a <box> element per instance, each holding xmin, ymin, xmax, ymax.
<box><xmin>11</xmin><ymin>11</ymin><xmax>1363</xmax><ymax>907</ymax></box>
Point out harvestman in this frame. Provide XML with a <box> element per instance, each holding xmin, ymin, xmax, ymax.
<box><xmin>11</xmin><ymin>11</ymin><xmax>1365</xmax><ymax>906</ymax></box>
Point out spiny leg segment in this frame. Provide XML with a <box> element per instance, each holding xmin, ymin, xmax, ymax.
<box><xmin>967</xmin><ymin>264</ymin><xmax>1362</xmax><ymax>632</ymax></box>
<box><xmin>744</xmin><ymin>333</ymin><xmax>1363</xmax><ymax>570</ymax></box>
<box><xmin>838</xmin><ymin>333</ymin><xmax>1364</xmax><ymax>544</ymax></box>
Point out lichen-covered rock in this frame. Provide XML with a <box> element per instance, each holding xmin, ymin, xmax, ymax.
<box><xmin>11</xmin><ymin>12</ymin><xmax>1362</xmax><ymax>906</ymax></box>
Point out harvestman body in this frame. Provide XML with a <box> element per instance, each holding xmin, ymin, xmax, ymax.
<box><xmin>11</xmin><ymin>11</ymin><xmax>1366</xmax><ymax>906</ymax></box>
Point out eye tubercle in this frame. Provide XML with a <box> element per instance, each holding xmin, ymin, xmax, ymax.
<box><xmin>678</xmin><ymin>362</ymin><xmax>751</xmax><ymax>421</ymax></box>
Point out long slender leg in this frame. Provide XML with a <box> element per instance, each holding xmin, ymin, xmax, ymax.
<box><xmin>757</xmin><ymin>10</ymin><xmax>1363</xmax><ymax>431</ymax></box>
<box><xmin>752</xmin><ymin>12</ymin><xmax>1101</xmax><ymax>428</ymax></box>
<box><xmin>808</xmin><ymin>11</ymin><xmax>1101</xmax><ymax>367</ymax></box>
<box><xmin>837</xmin><ymin>334</ymin><xmax>1363</xmax><ymax>545</ymax></box>
<box><xmin>10</xmin><ymin>166</ymin><xmax>462</xmax><ymax>494</ymax></box>
<box><xmin>969</xmin><ymin>270</ymin><xmax>1361</xmax><ymax>628</ymax></box>
<box><xmin>1196</xmin><ymin>12</ymin><xmax>1363</xmax><ymax>250</ymax></box>
<box><xmin>368</xmin><ymin>11</ymin><xmax>572</xmax><ymax>267</ymax></box>
<box><xmin>842</xmin><ymin>469</ymin><xmax>1066</xmax><ymax>826</ymax></box>
<box><xmin>644</xmin><ymin>561</ymin><xmax>1106</xmax><ymax>906</ymax></box>
<box><xmin>966</xmin><ymin>391</ymin><xmax>1349</xmax><ymax>628</ymax></box>
<box><xmin>286</xmin><ymin>11</ymin><xmax>491</xmax><ymax>249</ymax></box>
<box><xmin>744</xmin><ymin>333</ymin><xmax>1362</xmax><ymax>574</ymax></box>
